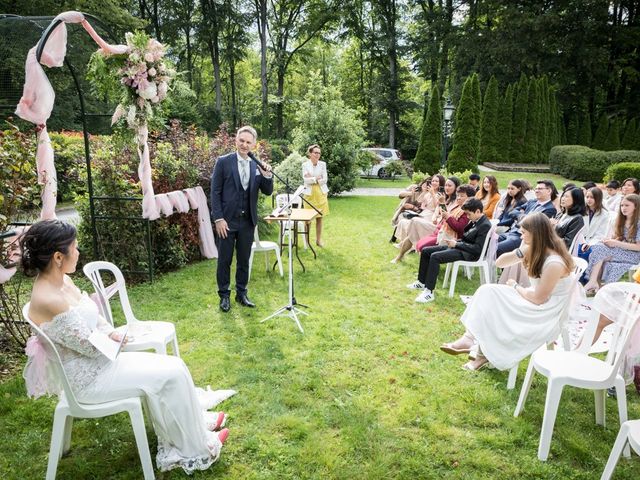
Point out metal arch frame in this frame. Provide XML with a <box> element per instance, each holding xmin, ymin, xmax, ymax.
<box><xmin>0</xmin><ymin>14</ymin><xmax>154</xmax><ymax>281</ymax></box>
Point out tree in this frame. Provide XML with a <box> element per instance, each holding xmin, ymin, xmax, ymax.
<box><xmin>447</xmin><ymin>75</ymin><xmax>478</xmax><ymax>172</ymax></box>
<box><xmin>566</xmin><ymin>112</ymin><xmax>579</xmax><ymax>145</ymax></box>
<box><xmin>524</xmin><ymin>78</ymin><xmax>539</xmax><ymax>163</ymax></box>
<box><xmin>577</xmin><ymin>109</ymin><xmax>592</xmax><ymax>147</ymax></box>
<box><xmin>291</xmin><ymin>72</ymin><xmax>365</xmax><ymax>194</ymax></box>
<box><xmin>414</xmin><ymin>84</ymin><xmax>442</xmax><ymax>174</ymax></box>
<box><xmin>538</xmin><ymin>77</ymin><xmax>550</xmax><ymax>162</ymax></box>
<box><xmin>621</xmin><ymin>118</ymin><xmax>637</xmax><ymax>150</ymax></box>
<box><xmin>604</xmin><ymin>117</ymin><xmax>621</xmax><ymax>151</ymax></box>
<box><xmin>593</xmin><ymin>113</ymin><xmax>609</xmax><ymax>150</ymax></box>
<box><xmin>511</xmin><ymin>73</ymin><xmax>529</xmax><ymax>163</ymax></box>
<box><xmin>478</xmin><ymin>75</ymin><xmax>499</xmax><ymax>164</ymax></box>
<box><xmin>471</xmin><ymin>73</ymin><xmax>482</xmax><ymax>147</ymax></box>
<box><xmin>495</xmin><ymin>83</ymin><xmax>513</xmax><ymax>163</ymax></box>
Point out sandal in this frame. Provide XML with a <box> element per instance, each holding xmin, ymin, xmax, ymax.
<box><xmin>440</xmin><ymin>343</ymin><xmax>472</xmax><ymax>355</ymax></box>
<box><xmin>462</xmin><ymin>357</ymin><xmax>492</xmax><ymax>371</ymax></box>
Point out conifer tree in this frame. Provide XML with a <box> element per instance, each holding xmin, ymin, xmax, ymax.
<box><xmin>496</xmin><ymin>83</ymin><xmax>513</xmax><ymax>162</ymax></box>
<box><xmin>592</xmin><ymin>113</ymin><xmax>609</xmax><ymax>150</ymax></box>
<box><xmin>577</xmin><ymin>110</ymin><xmax>592</xmax><ymax>147</ymax></box>
<box><xmin>621</xmin><ymin>118</ymin><xmax>637</xmax><ymax>149</ymax></box>
<box><xmin>471</xmin><ymin>73</ymin><xmax>482</xmax><ymax>147</ymax></box>
<box><xmin>524</xmin><ymin>78</ymin><xmax>539</xmax><ymax>163</ymax></box>
<box><xmin>548</xmin><ymin>92</ymin><xmax>560</xmax><ymax>147</ymax></box>
<box><xmin>539</xmin><ymin>77</ymin><xmax>550</xmax><ymax>162</ymax></box>
<box><xmin>635</xmin><ymin>122</ymin><xmax>640</xmax><ymax>150</ymax></box>
<box><xmin>566</xmin><ymin>111</ymin><xmax>579</xmax><ymax>145</ymax></box>
<box><xmin>511</xmin><ymin>73</ymin><xmax>529</xmax><ymax>163</ymax></box>
<box><xmin>604</xmin><ymin>117</ymin><xmax>621</xmax><ymax>151</ymax></box>
<box><xmin>478</xmin><ymin>76</ymin><xmax>499</xmax><ymax>164</ymax></box>
<box><xmin>448</xmin><ymin>76</ymin><xmax>479</xmax><ymax>172</ymax></box>
<box><xmin>414</xmin><ymin>84</ymin><xmax>442</xmax><ymax>175</ymax></box>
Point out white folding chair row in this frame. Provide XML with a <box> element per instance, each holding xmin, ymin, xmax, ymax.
<box><xmin>442</xmin><ymin>220</ymin><xmax>499</xmax><ymax>298</ymax></box>
<box><xmin>514</xmin><ymin>282</ymin><xmax>640</xmax><ymax>461</ymax></box>
<box><xmin>23</xmin><ymin>303</ymin><xmax>155</xmax><ymax>480</ymax></box>
<box><xmin>506</xmin><ymin>256</ymin><xmax>588</xmax><ymax>390</ymax></box>
<box><xmin>83</xmin><ymin>261</ymin><xmax>179</xmax><ymax>356</ymax></box>
<box><xmin>249</xmin><ymin>227</ymin><xmax>283</xmax><ymax>280</ymax></box>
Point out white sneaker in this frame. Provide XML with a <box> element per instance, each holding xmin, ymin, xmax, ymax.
<box><xmin>406</xmin><ymin>280</ymin><xmax>425</xmax><ymax>290</ymax></box>
<box><xmin>415</xmin><ymin>290</ymin><xmax>435</xmax><ymax>303</ymax></box>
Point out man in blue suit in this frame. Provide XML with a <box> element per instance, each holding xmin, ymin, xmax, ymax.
<box><xmin>211</xmin><ymin>126</ymin><xmax>274</xmax><ymax>312</ymax></box>
<box><xmin>496</xmin><ymin>179</ymin><xmax>558</xmax><ymax>257</ymax></box>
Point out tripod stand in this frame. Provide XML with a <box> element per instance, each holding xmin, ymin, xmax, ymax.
<box><xmin>261</xmin><ymin>197</ymin><xmax>309</xmax><ymax>333</ymax></box>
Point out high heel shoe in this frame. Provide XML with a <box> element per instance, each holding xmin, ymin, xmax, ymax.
<box><xmin>218</xmin><ymin>428</ymin><xmax>229</xmax><ymax>444</ymax></box>
<box><xmin>440</xmin><ymin>342</ymin><xmax>472</xmax><ymax>355</ymax></box>
<box><xmin>461</xmin><ymin>357</ymin><xmax>492</xmax><ymax>371</ymax></box>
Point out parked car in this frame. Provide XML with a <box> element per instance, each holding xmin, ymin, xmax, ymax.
<box><xmin>360</xmin><ymin>148</ymin><xmax>402</xmax><ymax>178</ymax></box>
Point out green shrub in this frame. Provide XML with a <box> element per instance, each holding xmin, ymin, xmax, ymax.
<box><xmin>385</xmin><ymin>160</ymin><xmax>405</xmax><ymax>178</ymax></box>
<box><xmin>355</xmin><ymin>149</ymin><xmax>379</xmax><ymax>175</ymax></box>
<box><xmin>49</xmin><ymin>132</ymin><xmax>87</xmax><ymax>202</ymax></box>
<box><xmin>604</xmin><ymin>162</ymin><xmax>640</xmax><ymax>182</ymax></box>
<box><xmin>549</xmin><ymin>145</ymin><xmax>640</xmax><ymax>181</ymax></box>
<box><xmin>273</xmin><ymin>152</ymin><xmax>305</xmax><ymax>192</ymax></box>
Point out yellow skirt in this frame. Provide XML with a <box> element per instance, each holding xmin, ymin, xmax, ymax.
<box><xmin>304</xmin><ymin>185</ymin><xmax>329</xmax><ymax>215</ymax></box>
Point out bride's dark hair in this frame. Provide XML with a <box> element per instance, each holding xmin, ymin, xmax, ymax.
<box><xmin>20</xmin><ymin>220</ymin><xmax>77</xmax><ymax>277</ymax></box>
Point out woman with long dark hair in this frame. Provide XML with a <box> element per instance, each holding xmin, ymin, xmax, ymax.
<box><xmin>579</xmin><ymin>187</ymin><xmax>609</xmax><ymax>261</ymax></box>
<box><xmin>440</xmin><ymin>213</ymin><xmax>574</xmax><ymax>371</ymax></box>
<box><xmin>22</xmin><ymin>220</ymin><xmax>229</xmax><ymax>474</ymax></box>
<box><xmin>552</xmin><ymin>187</ymin><xmax>586</xmax><ymax>250</ymax></box>
<box><xmin>475</xmin><ymin>175</ymin><xmax>501</xmax><ymax>219</ymax></box>
<box><xmin>495</xmin><ymin>179</ymin><xmax>529</xmax><ymax>232</ymax></box>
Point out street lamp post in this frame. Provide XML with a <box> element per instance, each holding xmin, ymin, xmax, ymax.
<box><xmin>441</xmin><ymin>98</ymin><xmax>455</xmax><ymax>169</ymax></box>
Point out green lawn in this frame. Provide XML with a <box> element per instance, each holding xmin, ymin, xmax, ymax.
<box><xmin>1</xmin><ymin>196</ymin><xmax>639</xmax><ymax>479</ymax></box>
<box><xmin>355</xmin><ymin>175</ymin><xmax>411</xmax><ymax>188</ymax></box>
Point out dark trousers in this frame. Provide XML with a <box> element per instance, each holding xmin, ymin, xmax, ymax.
<box><xmin>418</xmin><ymin>246</ymin><xmax>465</xmax><ymax>291</ymax></box>
<box><xmin>215</xmin><ymin>216</ymin><xmax>254</xmax><ymax>298</ymax></box>
<box><xmin>496</xmin><ymin>232</ymin><xmax>521</xmax><ymax>257</ymax></box>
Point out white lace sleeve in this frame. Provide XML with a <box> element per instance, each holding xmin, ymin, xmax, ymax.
<box><xmin>41</xmin><ymin>309</ymin><xmax>103</xmax><ymax>358</ymax></box>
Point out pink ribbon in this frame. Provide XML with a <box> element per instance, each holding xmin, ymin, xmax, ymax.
<box><xmin>23</xmin><ymin>335</ymin><xmax>53</xmax><ymax>398</ymax></box>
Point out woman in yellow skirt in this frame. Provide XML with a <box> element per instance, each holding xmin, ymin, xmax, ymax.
<box><xmin>302</xmin><ymin>144</ymin><xmax>330</xmax><ymax>247</ymax></box>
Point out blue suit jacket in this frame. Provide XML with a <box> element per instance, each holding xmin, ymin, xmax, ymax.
<box><xmin>508</xmin><ymin>199</ymin><xmax>557</xmax><ymax>235</ymax></box>
<box><xmin>210</xmin><ymin>152</ymin><xmax>274</xmax><ymax>226</ymax></box>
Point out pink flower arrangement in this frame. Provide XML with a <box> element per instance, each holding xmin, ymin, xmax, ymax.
<box><xmin>110</xmin><ymin>32</ymin><xmax>175</xmax><ymax>128</ymax></box>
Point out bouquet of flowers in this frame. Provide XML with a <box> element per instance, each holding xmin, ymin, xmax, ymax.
<box><xmin>87</xmin><ymin>31</ymin><xmax>175</xmax><ymax>130</ymax></box>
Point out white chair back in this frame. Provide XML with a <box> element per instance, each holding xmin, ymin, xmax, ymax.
<box><xmin>569</xmin><ymin>225</ymin><xmax>586</xmax><ymax>256</ymax></box>
<box><xmin>275</xmin><ymin>193</ymin><xmax>302</xmax><ymax>209</ymax></box>
<box><xmin>83</xmin><ymin>261</ymin><xmax>138</xmax><ymax>326</ymax></box>
<box><xmin>477</xmin><ymin>221</ymin><xmax>497</xmax><ymax>263</ymax></box>
<box><xmin>601</xmin><ymin>283</ymin><xmax>640</xmax><ymax>378</ymax></box>
<box><xmin>23</xmin><ymin>303</ymin><xmax>83</xmax><ymax>411</ymax></box>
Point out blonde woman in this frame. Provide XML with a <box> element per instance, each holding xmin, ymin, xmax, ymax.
<box><xmin>302</xmin><ymin>144</ymin><xmax>329</xmax><ymax>247</ymax></box>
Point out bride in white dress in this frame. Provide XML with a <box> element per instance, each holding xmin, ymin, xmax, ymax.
<box><xmin>440</xmin><ymin>213</ymin><xmax>575</xmax><ymax>371</ymax></box>
<box><xmin>21</xmin><ymin>220</ymin><xmax>229</xmax><ymax>474</ymax></box>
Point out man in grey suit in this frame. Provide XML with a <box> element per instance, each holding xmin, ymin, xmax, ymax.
<box><xmin>210</xmin><ymin>126</ymin><xmax>273</xmax><ymax>312</ymax></box>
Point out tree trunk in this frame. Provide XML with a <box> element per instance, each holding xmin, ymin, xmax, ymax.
<box><xmin>276</xmin><ymin>66</ymin><xmax>286</xmax><ymax>138</ymax></box>
<box><xmin>230</xmin><ymin>60</ymin><xmax>238</xmax><ymax>129</ymax></box>
<box><xmin>255</xmin><ymin>0</ymin><xmax>269</xmax><ymax>135</ymax></box>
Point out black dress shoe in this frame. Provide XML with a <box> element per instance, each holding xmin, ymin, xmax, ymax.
<box><xmin>235</xmin><ymin>293</ymin><xmax>256</xmax><ymax>308</ymax></box>
<box><xmin>219</xmin><ymin>297</ymin><xmax>231</xmax><ymax>312</ymax></box>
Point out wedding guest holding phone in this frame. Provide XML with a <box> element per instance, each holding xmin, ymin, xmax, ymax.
<box><xmin>302</xmin><ymin>144</ymin><xmax>329</xmax><ymax>247</ymax></box>
<box><xmin>22</xmin><ymin>220</ymin><xmax>229</xmax><ymax>474</ymax></box>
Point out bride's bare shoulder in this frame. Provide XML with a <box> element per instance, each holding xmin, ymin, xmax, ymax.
<box><xmin>28</xmin><ymin>282</ymin><xmax>69</xmax><ymax>325</ymax></box>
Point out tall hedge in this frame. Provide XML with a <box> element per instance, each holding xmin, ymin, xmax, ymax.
<box><xmin>511</xmin><ymin>73</ymin><xmax>529</xmax><ymax>163</ymax></box>
<box><xmin>448</xmin><ymin>75</ymin><xmax>479</xmax><ymax>172</ymax></box>
<box><xmin>539</xmin><ymin>77</ymin><xmax>550</xmax><ymax>162</ymax></box>
<box><xmin>414</xmin><ymin>84</ymin><xmax>442</xmax><ymax>175</ymax></box>
<box><xmin>472</xmin><ymin>73</ymin><xmax>482</xmax><ymax>147</ymax></box>
<box><xmin>604</xmin><ymin>117</ymin><xmax>621</xmax><ymax>151</ymax></box>
<box><xmin>622</xmin><ymin>118</ymin><xmax>637</xmax><ymax>149</ymax></box>
<box><xmin>496</xmin><ymin>83</ymin><xmax>513</xmax><ymax>162</ymax></box>
<box><xmin>592</xmin><ymin>113</ymin><xmax>609</xmax><ymax>150</ymax></box>
<box><xmin>478</xmin><ymin>75</ymin><xmax>499</xmax><ymax>164</ymax></box>
<box><xmin>566</xmin><ymin>111</ymin><xmax>579</xmax><ymax>145</ymax></box>
<box><xmin>524</xmin><ymin>78</ymin><xmax>540</xmax><ymax>163</ymax></box>
<box><xmin>577</xmin><ymin>110</ymin><xmax>592</xmax><ymax>147</ymax></box>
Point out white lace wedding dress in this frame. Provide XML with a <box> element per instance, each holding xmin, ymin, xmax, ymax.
<box><xmin>461</xmin><ymin>255</ymin><xmax>574</xmax><ymax>370</ymax></box>
<box><xmin>34</xmin><ymin>294</ymin><xmax>223</xmax><ymax>474</ymax></box>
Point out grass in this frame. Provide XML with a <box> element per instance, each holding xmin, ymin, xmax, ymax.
<box><xmin>1</xmin><ymin>196</ymin><xmax>639</xmax><ymax>479</ymax></box>
<box><xmin>484</xmin><ymin>170</ymin><xmax>575</xmax><ymax>191</ymax></box>
<box><xmin>355</xmin><ymin>175</ymin><xmax>410</xmax><ymax>188</ymax></box>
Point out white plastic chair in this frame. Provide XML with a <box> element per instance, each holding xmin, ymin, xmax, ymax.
<box><xmin>513</xmin><ymin>282</ymin><xmax>640</xmax><ymax>461</ymax></box>
<box><xmin>83</xmin><ymin>261</ymin><xmax>179</xmax><ymax>356</ymax></box>
<box><xmin>568</xmin><ymin>225</ymin><xmax>586</xmax><ymax>256</ymax></box>
<box><xmin>23</xmin><ymin>303</ymin><xmax>155</xmax><ymax>480</ymax></box>
<box><xmin>601</xmin><ymin>419</ymin><xmax>640</xmax><ymax>479</ymax></box>
<box><xmin>249</xmin><ymin>227</ymin><xmax>284</xmax><ymax>280</ymax></box>
<box><xmin>442</xmin><ymin>221</ymin><xmax>498</xmax><ymax>298</ymax></box>
<box><xmin>275</xmin><ymin>193</ymin><xmax>310</xmax><ymax>249</ymax></box>
<box><xmin>506</xmin><ymin>257</ymin><xmax>588</xmax><ymax>390</ymax></box>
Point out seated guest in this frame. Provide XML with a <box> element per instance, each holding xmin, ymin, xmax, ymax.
<box><xmin>440</xmin><ymin>213</ymin><xmax>574</xmax><ymax>371</ymax></box>
<box><xmin>581</xmin><ymin>181</ymin><xmax>597</xmax><ymax>196</ymax></box>
<box><xmin>469</xmin><ymin>173</ymin><xmax>481</xmax><ymax>192</ymax></box>
<box><xmin>622</xmin><ymin>177</ymin><xmax>640</xmax><ymax>196</ymax></box>
<box><xmin>21</xmin><ymin>220</ymin><xmax>229</xmax><ymax>474</ymax></box>
<box><xmin>414</xmin><ymin>184</ymin><xmax>477</xmax><ymax>252</ymax></box>
<box><xmin>583</xmin><ymin>194</ymin><xmax>640</xmax><ymax>293</ymax></box>
<box><xmin>496</xmin><ymin>179</ymin><xmax>557</xmax><ymax>257</ymax></box>
<box><xmin>605</xmin><ymin>180</ymin><xmax>622</xmax><ymax>213</ymax></box>
<box><xmin>552</xmin><ymin>187</ymin><xmax>586</xmax><ymax>250</ymax></box>
<box><xmin>391</xmin><ymin>176</ymin><xmax>459</xmax><ymax>263</ymax></box>
<box><xmin>392</xmin><ymin>174</ymin><xmax>444</xmax><ymax>243</ymax></box>
<box><xmin>408</xmin><ymin>198</ymin><xmax>491</xmax><ymax>304</ymax></box>
<box><xmin>579</xmin><ymin>187</ymin><xmax>610</xmax><ymax>261</ymax></box>
<box><xmin>475</xmin><ymin>175</ymin><xmax>501</xmax><ymax>219</ymax></box>
<box><xmin>494</xmin><ymin>179</ymin><xmax>529</xmax><ymax>232</ymax></box>
<box><xmin>391</xmin><ymin>177</ymin><xmax>431</xmax><ymax>228</ymax></box>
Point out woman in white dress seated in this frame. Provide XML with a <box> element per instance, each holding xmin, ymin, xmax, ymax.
<box><xmin>440</xmin><ymin>213</ymin><xmax>574</xmax><ymax>371</ymax></box>
<box><xmin>22</xmin><ymin>220</ymin><xmax>229</xmax><ymax>474</ymax></box>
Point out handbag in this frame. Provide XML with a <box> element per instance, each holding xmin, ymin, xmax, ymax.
<box><xmin>402</xmin><ymin>211</ymin><xmax>420</xmax><ymax>219</ymax></box>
